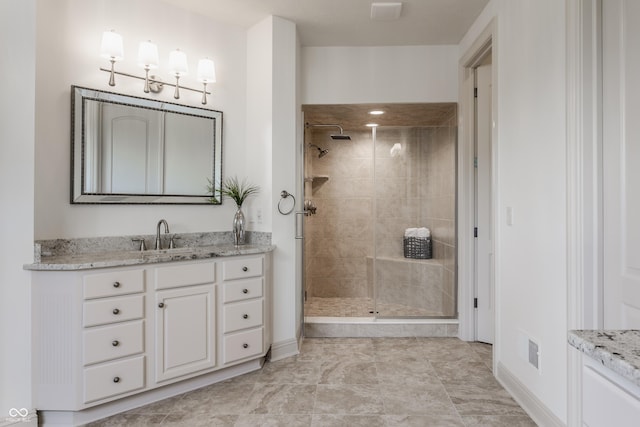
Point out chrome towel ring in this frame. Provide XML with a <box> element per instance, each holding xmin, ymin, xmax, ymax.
<box><xmin>278</xmin><ymin>190</ymin><xmax>296</xmax><ymax>215</ymax></box>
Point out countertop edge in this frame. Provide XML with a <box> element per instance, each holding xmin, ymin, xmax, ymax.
<box><xmin>568</xmin><ymin>329</ymin><xmax>640</xmax><ymax>388</ymax></box>
<box><xmin>24</xmin><ymin>244</ymin><xmax>276</xmax><ymax>271</ymax></box>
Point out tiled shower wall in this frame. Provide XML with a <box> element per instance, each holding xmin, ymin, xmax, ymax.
<box><xmin>305</xmin><ymin>129</ymin><xmax>374</xmax><ymax>299</ymax></box>
<box><xmin>305</xmin><ymin>115</ymin><xmax>456</xmax><ymax>316</ymax></box>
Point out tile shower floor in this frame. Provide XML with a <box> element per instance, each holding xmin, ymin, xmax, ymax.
<box><xmin>304</xmin><ymin>297</ymin><xmax>443</xmax><ymax>317</ymax></box>
<box><xmin>88</xmin><ymin>338</ymin><xmax>536</xmax><ymax>426</ymax></box>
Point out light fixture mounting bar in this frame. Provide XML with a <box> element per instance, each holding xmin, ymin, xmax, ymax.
<box><xmin>99</xmin><ymin>67</ymin><xmax>211</xmax><ymax>95</ymax></box>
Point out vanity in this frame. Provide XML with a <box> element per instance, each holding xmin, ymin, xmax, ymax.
<box><xmin>568</xmin><ymin>330</ymin><xmax>640</xmax><ymax>426</ymax></box>
<box><xmin>26</xmin><ymin>239</ymin><xmax>274</xmax><ymax>426</ymax></box>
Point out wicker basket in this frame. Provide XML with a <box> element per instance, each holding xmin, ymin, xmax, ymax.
<box><xmin>403</xmin><ymin>236</ymin><xmax>432</xmax><ymax>259</ymax></box>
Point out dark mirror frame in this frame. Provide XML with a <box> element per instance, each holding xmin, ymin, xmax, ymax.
<box><xmin>70</xmin><ymin>85</ymin><xmax>223</xmax><ymax>204</ymax></box>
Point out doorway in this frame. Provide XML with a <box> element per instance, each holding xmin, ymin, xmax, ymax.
<box><xmin>301</xmin><ymin>103</ymin><xmax>458</xmax><ymax>323</ymax></box>
<box><xmin>458</xmin><ymin>19</ymin><xmax>496</xmax><ymax>344</ymax></box>
<box><xmin>475</xmin><ymin>53</ymin><xmax>493</xmax><ymax>343</ymax></box>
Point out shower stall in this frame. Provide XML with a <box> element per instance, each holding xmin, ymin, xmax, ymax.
<box><xmin>302</xmin><ymin>104</ymin><xmax>457</xmax><ymax>325</ymax></box>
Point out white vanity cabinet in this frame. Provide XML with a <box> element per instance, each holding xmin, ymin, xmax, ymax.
<box><xmin>31</xmin><ymin>252</ymin><xmax>271</xmax><ymax>425</ymax></box>
<box><xmin>581</xmin><ymin>355</ymin><xmax>640</xmax><ymax>426</ymax></box>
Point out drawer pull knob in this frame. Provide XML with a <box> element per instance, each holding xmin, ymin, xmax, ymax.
<box><xmin>112</xmin><ymin>308</ymin><xmax>120</xmax><ymax>315</ymax></box>
<box><xmin>243</xmin><ymin>314</ymin><xmax>249</xmax><ymax>319</ymax></box>
<box><xmin>242</xmin><ymin>288</ymin><xmax>249</xmax><ymax>294</ymax></box>
<box><xmin>113</xmin><ymin>281</ymin><xmax>121</xmax><ymax>288</ymax></box>
<box><xmin>113</xmin><ymin>376</ymin><xmax>120</xmax><ymax>383</ymax></box>
<box><xmin>158</xmin><ymin>302</ymin><xmax>165</xmax><ymax>308</ymax></box>
<box><xmin>112</xmin><ymin>340</ymin><xmax>120</xmax><ymax>347</ymax></box>
<box><xmin>243</xmin><ymin>343</ymin><xmax>249</xmax><ymax>349</ymax></box>
<box><xmin>242</xmin><ymin>266</ymin><xmax>248</xmax><ymax>272</ymax></box>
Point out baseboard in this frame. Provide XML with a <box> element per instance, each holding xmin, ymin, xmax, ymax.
<box><xmin>269</xmin><ymin>337</ymin><xmax>299</xmax><ymax>361</ymax></box>
<box><xmin>496</xmin><ymin>362</ymin><xmax>566</xmax><ymax>427</ymax></box>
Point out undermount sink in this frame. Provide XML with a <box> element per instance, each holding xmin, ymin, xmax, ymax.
<box><xmin>140</xmin><ymin>246</ymin><xmax>217</xmax><ymax>259</ymax></box>
<box><xmin>143</xmin><ymin>247</ymin><xmax>197</xmax><ymax>255</ymax></box>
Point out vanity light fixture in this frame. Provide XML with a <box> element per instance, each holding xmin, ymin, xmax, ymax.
<box><xmin>197</xmin><ymin>58</ymin><xmax>216</xmax><ymax>105</ymax></box>
<box><xmin>169</xmin><ymin>49</ymin><xmax>188</xmax><ymax>99</ymax></box>
<box><xmin>98</xmin><ymin>32</ymin><xmax>214</xmax><ymax>102</ymax></box>
<box><xmin>369</xmin><ymin>110</ymin><xmax>385</xmax><ymax>115</ymax></box>
<box><xmin>100</xmin><ymin>30</ymin><xmax>124</xmax><ymax>86</ymax></box>
<box><xmin>138</xmin><ymin>40</ymin><xmax>159</xmax><ymax>93</ymax></box>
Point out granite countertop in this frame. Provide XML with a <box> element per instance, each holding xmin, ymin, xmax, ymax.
<box><xmin>568</xmin><ymin>330</ymin><xmax>640</xmax><ymax>387</ymax></box>
<box><xmin>24</xmin><ymin>244</ymin><xmax>275</xmax><ymax>271</ymax></box>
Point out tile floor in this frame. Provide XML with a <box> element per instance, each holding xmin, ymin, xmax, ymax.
<box><xmin>88</xmin><ymin>338</ymin><xmax>536</xmax><ymax>426</ymax></box>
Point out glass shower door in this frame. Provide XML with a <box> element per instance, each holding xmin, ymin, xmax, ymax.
<box><xmin>373</xmin><ymin>124</ymin><xmax>457</xmax><ymax>318</ymax></box>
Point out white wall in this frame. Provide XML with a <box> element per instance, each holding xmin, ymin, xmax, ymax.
<box><xmin>34</xmin><ymin>0</ymin><xmax>248</xmax><ymax>239</ymax></box>
<box><xmin>245</xmin><ymin>18</ymin><xmax>273</xmax><ymax>233</ymax></box>
<box><xmin>460</xmin><ymin>0</ymin><xmax>568</xmax><ymax>422</ymax></box>
<box><xmin>246</xmin><ymin>16</ymin><xmax>300</xmax><ymax>356</ymax></box>
<box><xmin>0</xmin><ymin>0</ymin><xmax>36</xmax><ymax>419</ymax></box>
<box><xmin>301</xmin><ymin>45</ymin><xmax>459</xmax><ymax>104</ymax></box>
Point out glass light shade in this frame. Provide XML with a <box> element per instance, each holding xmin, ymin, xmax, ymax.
<box><xmin>197</xmin><ymin>58</ymin><xmax>216</xmax><ymax>83</ymax></box>
<box><xmin>138</xmin><ymin>41</ymin><xmax>159</xmax><ymax>69</ymax></box>
<box><xmin>100</xmin><ymin>30</ymin><xmax>124</xmax><ymax>61</ymax></box>
<box><xmin>169</xmin><ymin>49</ymin><xmax>188</xmax><ymax>76</ymax></box>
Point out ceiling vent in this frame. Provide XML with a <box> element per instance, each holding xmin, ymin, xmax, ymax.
<box><xmin>370</xmin><ymin>2</ymin><xmax>403</xmax><ymax>21</ymax></box>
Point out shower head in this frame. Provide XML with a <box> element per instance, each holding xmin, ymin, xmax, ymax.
<box><xmin>306</xmin><ymin>123</ymin><xmax>351</xmax><ymax>141</ymax></box>
<box><xmin>309</xmin><ymin>144</ymin><xmax>329</xmax><ymax>158</ymax></box>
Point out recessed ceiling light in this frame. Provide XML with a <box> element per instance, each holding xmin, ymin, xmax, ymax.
<box><xmin>369</xmin><ymin>110</ymin><xmax>384</xmax><ymax>115</ymax></box>
<box><xmin>366</xmin><ymin>123</ymin><xmax>379</xmax><ymax>127</ymax></box>
<box><xmin>370</xmin><ymin>2</ymin><xmax>403</xmax><ymax>21</ymax></box>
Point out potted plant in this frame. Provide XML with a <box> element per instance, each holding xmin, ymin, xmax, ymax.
<box><xmin>220</xmin><ymin>176</ymin><xmax>260</xmax><ymax>246</ymax></box>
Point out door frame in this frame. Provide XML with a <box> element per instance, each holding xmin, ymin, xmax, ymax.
<box><xmin>458</xmin><ymin>19</ymin><xmax>497</xmax><ymax>349</ymax></box>
<box><xmin>566</xmin><ymin>0</ymin><xmax>604</xmax><ymax>425</ymax></box>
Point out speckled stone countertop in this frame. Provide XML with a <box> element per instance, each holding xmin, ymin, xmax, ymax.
<box><xmin>568</xmin><ymin>330</ymin><xmax>640</xmax><ymax>387</ymax></box>
<box><xmin>24</xmin><ymin>231</ymin><xmax>274</xmax><ymax>271</ymax></box>
<box><xmin>24</xmin><ymin>244</ymin><xmax>275</xmax><ymax>271</ymax></box>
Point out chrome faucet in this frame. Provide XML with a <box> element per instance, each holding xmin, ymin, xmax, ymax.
<box><xmin>155</xmin><ymin>219</ymin><xmax>170</xmax><ymax>250</ymax></box>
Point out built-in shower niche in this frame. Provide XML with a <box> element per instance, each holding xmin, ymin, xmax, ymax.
<box><xmin>304</xmin><ymin>175</ymin><xmax>329</xmax><ymax>194</ymax></box>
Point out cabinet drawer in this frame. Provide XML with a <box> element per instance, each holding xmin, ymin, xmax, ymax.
<box><xmin>223</xmin><ymin>278</ymin><xmax>263</xmax><ymax>303</ymax></box>
<box><xmin>583</xmin><ymin>362</ymin><xmax>640</xmax><ymax>426</ymax></box>
<box><xmin>224</xmin><ymin>328</ymin><xmax>263</xmax><ymax>364</ymax></box>
<box><xmin>83</xmin><ymin>294</ymin><xmax>144</xmax><ymax>327</ymax></box>
<box><xmin>83</xmin><ymin>320</ymin><xmax>144</xmax><ymax>366</ymax></box>
<box><xmin>83</xmin><ymin>355</ymin><xmax>145</xmax><ymax>403</ymax></box>
<box><xmin>84</xmin><ymin>269</ymin><xmax>144</xmax><ymax>299</ymax></box>
<box><xmin>222</xmin><ymin>257</ymin><xmax>263</xmax><ymax>281</ymax></box>
<box><xmin>155</xmin><ymin>261</ymin><xmax>215</xmax><ymax>290</ymax></box>
<box><xmin>223</xmin><ymin>299</ymin><xmax>263</xmax><ymax>333</ymax></box>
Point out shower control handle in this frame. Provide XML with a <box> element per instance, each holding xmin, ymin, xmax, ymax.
<box><xmin>295</xmin><ymin>211</ymin><xmax>306</xmax><ymax>240</ymax></box>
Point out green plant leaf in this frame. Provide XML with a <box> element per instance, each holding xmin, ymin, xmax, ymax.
<box><xmin>220</xmin><ymin>176</ymin><xmax>260</xmax><ymax>207</ymax></box>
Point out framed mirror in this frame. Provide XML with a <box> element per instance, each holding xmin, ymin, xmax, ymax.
<box><xmin>71</xmin><ymin>86</ymin><xmax>222</xmax><ymax>204</ymax></box>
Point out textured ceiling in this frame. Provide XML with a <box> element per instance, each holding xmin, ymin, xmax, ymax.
<box><xmin>303</xmin><ymin>103</ymin><xmax>457</xmax><ymax>131</ymax></box>
<box><xmin>160</xmin><ymin>0</ymin><xmax>489</xmax><ymax>46</ymax></box>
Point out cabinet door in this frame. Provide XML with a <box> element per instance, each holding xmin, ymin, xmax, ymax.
<box><xmin>603</xmin><ymin>0</ymin><xmax>640</xmax><ymax>328</ymax></box>
<box><xmin>155</xmin><ymin>284</ymin><xmax>216</xmax><ymax>382</ymax></box>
